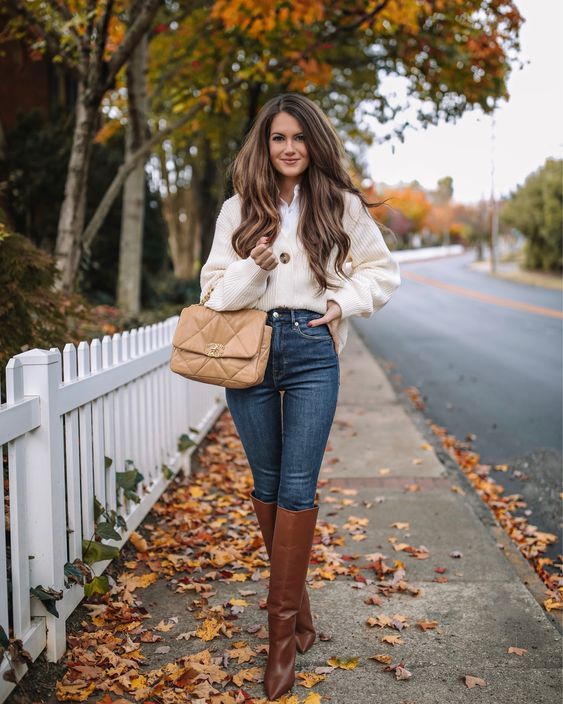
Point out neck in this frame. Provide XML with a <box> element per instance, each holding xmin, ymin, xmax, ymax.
<box><xmin>278</xmin><ymin>177</ymin><xmax>300</xmax><ymax>204</ymax></box>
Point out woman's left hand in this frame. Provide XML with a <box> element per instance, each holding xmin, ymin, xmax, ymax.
<box><xmin>307</xmin><ymin>299</ymin><xmax>342</xmax><ymax>354</ymax></box>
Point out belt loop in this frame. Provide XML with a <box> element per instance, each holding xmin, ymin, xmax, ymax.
<box><xmin>290</xmin><ymin>309</ymin><xmax>296</xmax><ymax>326</ymax></box>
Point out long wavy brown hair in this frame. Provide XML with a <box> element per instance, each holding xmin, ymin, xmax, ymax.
<box><xmin>227</xmin><ymin>93</ymin><xmax>390</xmax><ymax>295</ymax></box>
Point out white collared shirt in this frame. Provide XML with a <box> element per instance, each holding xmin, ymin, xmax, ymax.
<box><xmin>278</xmin><ymin>182</ymin><xmax>301</xmax><ymax>240</ymax></box>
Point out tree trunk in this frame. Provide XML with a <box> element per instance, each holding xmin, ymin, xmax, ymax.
<box><xmin>117</xmin><ymin>32</ymin><xmax>149</xmax><ymax>316</ymax></box>
<box><xmin>194</xmin><ymin>138</ymin><xmax>220</xmax><ymax>271</ymax></box>
<box><xmin>51</xmin><ymin>0</ymin><xmax>161</xmax><ymax>293</ymax></box>
<box><xmin>164</xmin><ymin>184</ymin><xmax>201</xmax><ymax>280</ymax></box>
<box><xmin>54</xmin><ymin>80</ymin><xmax>97</xmax><ymax>292</ymax></box>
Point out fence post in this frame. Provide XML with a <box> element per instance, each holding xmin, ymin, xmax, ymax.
<box><xmin>14</xmin><ymin>348</ymin><xmax>67</xmax><ymax>662</ymax></box>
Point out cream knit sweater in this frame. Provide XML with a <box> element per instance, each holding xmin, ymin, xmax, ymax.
<box><xmin>199</xmin><ymin>189</ymin><xmax>401</xmax><ymax>355</ymax></box>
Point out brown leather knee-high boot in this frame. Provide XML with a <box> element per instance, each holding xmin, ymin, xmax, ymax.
<box><xmin>263</xmin><ymin>502</ymin><xmax>319</xmax><ymax>700</ymax></box>
<box><xmin>249</xmin><ymin>491</ymin><xmax>316</xmax><ymax>653</ymax></box>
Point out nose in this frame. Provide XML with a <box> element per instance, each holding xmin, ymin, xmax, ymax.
<box><xmin>284</xmin><ymin>140</ymin><xmax>296</xmax><ymax>154</ymax></box>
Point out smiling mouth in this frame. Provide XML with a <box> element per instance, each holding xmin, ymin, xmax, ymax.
<box><xmin>282</xmin><ymin>159</ymin><xmax>298</xmax><ymax>164</ymax></box>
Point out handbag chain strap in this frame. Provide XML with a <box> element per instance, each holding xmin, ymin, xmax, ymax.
<box><xmin>199</xmin><ymin>281</ymin><xmax>216</xmax><ymax>305</ymax></box>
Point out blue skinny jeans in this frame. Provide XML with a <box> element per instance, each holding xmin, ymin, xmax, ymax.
<box><xmin>225</xmin><ymin>308</ymin><xmax>340</xmax><ymax>510</ymax></box>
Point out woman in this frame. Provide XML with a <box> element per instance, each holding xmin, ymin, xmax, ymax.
<box><xmin>199</xmin><ymin>93</ymin><xmax>401</xmax><ymax>699</ymax></box>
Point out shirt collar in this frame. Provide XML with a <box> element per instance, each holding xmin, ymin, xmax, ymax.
<box><xmin>279</xmin><ymin>182</ymin><xmax>301</xmax><ymax>210</ymax></box>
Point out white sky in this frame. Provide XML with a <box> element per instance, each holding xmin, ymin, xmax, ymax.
<box><xmin>364</xmin><ymin>0</ymin><xmax>563</xmax><ymax>205</ymax></box>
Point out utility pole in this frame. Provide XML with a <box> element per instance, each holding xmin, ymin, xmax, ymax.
<box><xmin>489</xmin><ymin>107</ymin><xmax>499</xmax><ymax>273</ymax></box>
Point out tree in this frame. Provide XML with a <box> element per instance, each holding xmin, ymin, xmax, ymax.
<box><xmin>142</xmin><ymin>0</ymin><xmax>524</xmax><ymax>271</ymax></box>
<box><xmin>501</xmin><ymin>158</ymin><xmax>562</xmax><ymax>273</ymax></box>
<box><xmin>4</xmin><ymin>0</ymin><xmax>162</xmax><ymax>292</ymax></box>
<box><xmin>117</xmin><ymin>15</ymin><xmax>149</xmax><ymax>315</ymax></box>
<box><xmin>4</xmin><ymin>0</ymin><xmax>524</xmax><ymax>297</ymax></box>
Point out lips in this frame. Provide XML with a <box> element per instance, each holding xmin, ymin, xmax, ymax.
<box><xmin>282</xmin><ymin>159</ymin><xmax>298</xmax><ymax>164</ymax></box>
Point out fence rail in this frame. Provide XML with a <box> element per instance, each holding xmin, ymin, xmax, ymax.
<box><xmin>0</xmin><ymin>315</ymin><xmax>226</xmax><ymax>700</ymax></box>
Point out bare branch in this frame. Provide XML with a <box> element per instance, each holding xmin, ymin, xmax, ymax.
<box><xmin>101</xmin><ymin>0</ymin><xmax>161</xmax><ymax>96</ymax></box>
<box><xmin>82</xmin><ymin>78</ymin><xmax>243</xmax><ymax>253</ymax></box>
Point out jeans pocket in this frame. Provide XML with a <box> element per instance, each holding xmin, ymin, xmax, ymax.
<box><xmin>293</xmin><ymin>319</ymin><xmax>333</xmax><ymax>341</ymax></box>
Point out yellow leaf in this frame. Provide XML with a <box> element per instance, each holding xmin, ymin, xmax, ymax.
<box><xmin>326</xmin><ymin>656</ymin><xmax>359</xmax><ymax>669</ymax></box>
<box><xmin>55</xmin><ymin>681</ymin><xmax>97</xmax><ymax>701</ymax></box>
<box><xmin>296</xmin><ymin>671</ymin><xmax>326</xmax><ymax>688</ymax></box>
<box><xmin>130</xmin><ymin>531</ymin><xmax>148</xmax><ymax>552</ymax></box>
<box><xmin>195</xmin><ymin>618</ymin><xmax>222</xmax><ymax>641</ymax></box>
<box><xmin>228</xmin><ymin>598</ymin><xmax>249</xmax><ymax>606</ymax></box>
<box><xmin>303</xmin><ymin>693</ymin><xmax>322</xmax><ymax>703</ymax></box>
<box><xmin>228</xmin><ymin>572</ymin><xmax>248</xmax><ymax>582</ymax></box>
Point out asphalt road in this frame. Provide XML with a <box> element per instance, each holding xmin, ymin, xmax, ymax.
<box><xmin>353</xmin><ymin>250</ymin><xmax>562</xmax><ymax>554</ymax></box>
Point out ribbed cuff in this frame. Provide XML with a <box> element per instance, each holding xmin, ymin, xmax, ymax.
<box><xmin>226</xmin><ymin>255</ymin><xmax>271</xmax><ymax>284</ymax></box>
<box><xmin>327</xmin><ymin>281</ymin><xmax>368</xmax><ymax>319</ymax></box>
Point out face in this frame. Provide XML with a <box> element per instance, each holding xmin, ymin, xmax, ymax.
<box><xmin>268</xmin><ymin>111</ymin><xmax>310</xmax><ymax>180</ymax></box>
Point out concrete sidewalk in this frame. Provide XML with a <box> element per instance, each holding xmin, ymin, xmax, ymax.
<box><xmin>49</xmin><ymin>325</ymin><xmax>561</xmax><ymax>704</ymax></box>
<box><xmin>297</xmin><ymin>325</ymin><xmax>562</xmax><ymax>702</ymax></box>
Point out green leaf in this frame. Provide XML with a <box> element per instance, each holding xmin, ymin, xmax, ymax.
<box><xmin>104</xmin><ymin>456</ymin><xmax>113</xmax><ymax>470</ymax></box>
<box><xmin>116</xmin><ymin>467</ymin><xmax>144</xmax><ymax>492</ymax></box>
<box><xmin>0</xmin><ymin>624</ymin><xmax>9</xmax><ymax>649</ymax></box>
<box><xmin>30</xmin><ymin>585</ymin><xmax>63</xmax><ymax>618</ymax></box>
<box><xmin>93</xmin><ymin>496</ymin><xmax>105</xmax><ymax>523</ymax></box>
<box><xmin>95</xmin><ymin>521</ymin><xmax>122</xmax><ymax>541</ymax></box>
<box><xmin>162</xmin><ymin>464</ymin><xmax>173</xmax><ymax>479</ymax></box>
<box><xmin>82</xmin><ymin>539</ymin><xmax>120</xmax><ymax>566</ymax></box>
<box><xmin>123</xmin><ymin>489</ymin><xmax>141</xmax><ymax>504</ymax></box>
<box><xmin>84</xmin><ymin>575</ymin><xmax>110</xmax><ymax>597</ymax></box>
<box><xmin>64</xmin><ymin>562</ymin><xmax>86</xmax><ymax>586</ymax></box>
<box><xmin>178</xmin><ymin>433</ymin><xmax>196</xmax><ymax>452</ymax></box>
<box><xmin>116</xmin><ymin>514</ymin><xmax>128</xmax><ymax>531</ymax></box>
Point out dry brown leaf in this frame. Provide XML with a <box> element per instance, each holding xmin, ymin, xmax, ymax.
<box><xmin>232</xmin><ymin>666</ymin><xmax>262</xmax><ymax>686</ymax></box>
<box><xmin>381</xmin><ymin>634</ymin><xmax>404</xmax><ymax>646</ymax></box>
<box><xmin>464</xmin><ymin>674</ymin><xmax>487</xmax><ymax>688</ymax></box>
<box><xmin>368</xmin><ymin>653</ymin><xmax>393</xmax><ymax>664</ymax></box>
<box><xmin>129</xmin><ymin>531</ymin><xmax>148</xmax><ymax>553</ymax></box>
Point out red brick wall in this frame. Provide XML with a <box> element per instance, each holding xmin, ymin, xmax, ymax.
<box><xmin>0</xmin><ymin>38</ymin><xmax>50</xmax><ymax>133</ymax></box>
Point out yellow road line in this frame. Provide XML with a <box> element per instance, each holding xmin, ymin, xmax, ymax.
<box><xmin>403</xmin><ymin>271</ymin><xmax>563</xmax><ymax>320</ymax></box>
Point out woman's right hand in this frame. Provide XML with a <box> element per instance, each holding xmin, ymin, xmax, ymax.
<box><xmin>250</xmin><ymin>236</ymin><xmax>278</xmax><ymax>271</ymax></box>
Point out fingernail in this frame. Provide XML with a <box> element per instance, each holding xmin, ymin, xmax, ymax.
<box><xmin>307</xmin><ymin>322</ymin><xmax>312</xmax><ymax>327</ymax></box>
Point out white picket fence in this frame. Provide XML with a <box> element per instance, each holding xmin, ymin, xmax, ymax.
<box><xmin>0</xmin><ymin>315</ymin><xmax>226</xmax><ymax>699</ymax></box>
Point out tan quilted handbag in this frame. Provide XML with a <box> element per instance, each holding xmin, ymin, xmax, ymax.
<box><xmin>169</xmin><ymin>282</ymin><xmax>272</xmax><ymax>388</ymax></box>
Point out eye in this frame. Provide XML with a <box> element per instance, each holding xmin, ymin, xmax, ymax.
<box><xmin>272</xmin><ymin>135</ymin><xmax>284</xmax><ymax>141</ymax></box>
<box><xmin>296</xmin><ymin>134</ymin><xmax>305</xmax><ymax>141</ymax></box>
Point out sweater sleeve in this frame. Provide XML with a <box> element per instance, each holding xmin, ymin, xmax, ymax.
<box><xmin>327</xmin><ymin>194</ymin><xmax>401</xmax><ymax>319</ymax></box>
<box><xmin>199</xmin><ymin>198</ymin><xmax>271</xmax><ymax>310</ymax></box>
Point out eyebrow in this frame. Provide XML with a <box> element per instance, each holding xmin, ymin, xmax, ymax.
<box><xmin>271</xmin><ymin>131</ymin><xmax>304</xmax><ymax>136</ymax></box>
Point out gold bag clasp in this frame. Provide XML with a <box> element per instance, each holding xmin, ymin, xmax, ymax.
<box><xmin>205</xmin><ymin>342</ymin><xmax>225</xmax><ymax>357</ymax></box>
